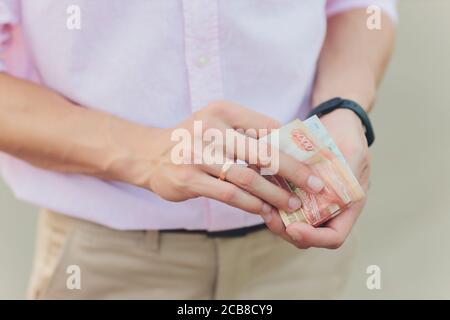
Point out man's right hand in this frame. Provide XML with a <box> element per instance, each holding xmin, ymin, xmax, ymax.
<box><xmin>126</xmin><ymin>101</ymin><xmax>325</xmax><ymax>221</ymax></box>
<box><xmin>0</xmin><ymin>75</ymin><xmax>323</xmax><ymax>237</ymax></box>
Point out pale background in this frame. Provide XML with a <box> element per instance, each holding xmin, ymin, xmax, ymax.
<box><xmin>1</xmin><ymin>0</ymin><xmax>449</xmax><ymax>299</ymax></box>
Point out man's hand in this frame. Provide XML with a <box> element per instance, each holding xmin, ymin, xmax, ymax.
<box><xmin>264</xmin><ymin>109</ymin><xmax>370</xmax><ymax>249</ymax></box>
<box><xmin>269</xmin><ymin>6</ymin><xmax>394</xmax><ymax>249</ymax></box>
<box><xmin>143</xmin><ymin>101</ymin><xmax>325</xmax><ymax>218</ymax></box>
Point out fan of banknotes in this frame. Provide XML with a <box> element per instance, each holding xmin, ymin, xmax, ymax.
<box><xmin>259</xmin><ymin>116</ymin><xmax>365</xmax><ymax>227</ymax></box>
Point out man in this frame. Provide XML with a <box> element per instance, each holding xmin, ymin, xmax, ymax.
<box><xmin>0</xmin><ymin>0</ymin><xmax>396</xmax><ymax>299</ymax></box>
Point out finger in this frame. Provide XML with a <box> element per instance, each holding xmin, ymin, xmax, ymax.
<box><xmin>285</xmin><ymin>178</ymin><xmax>368</xmax><ymax>250</ymax></box>
<box><xmin>203</xmin><ymin>163</ymin><xmax>302</xmax><ymax>213</ymax></box>
<box><xmin>262</xmin><ymin>209</ymin><xmax>311</xmax><ymax>247</ymax></box>
<box><xmin>192</xmin><ymin>172</ymin><xmax>273</xmax><ymax>216</ymax></box>
<box><xmin>327</xmin><ymin>196</ymin><xmax>365</xmax><ymax>228</ymax></box>
<box><xmin>263</xmin><ymin>208</ymin><xmax>291</xmax><ymax>236</ymax></box>
<box><xmin>276</xmin><ymin>150</ymin><xmax>328</xmax><ymax>193</ymax></box>
<box><xmin>310</xmin><ymin>150</ymin><xmax>370</xmax><ymax>244</ymax></box>
<box><xmin>216</xmin><ymin>101</ymin><xmax>281</xmax><ymax>135</ymax></box>
<box><xmin>217</xmin><ymin>130</ymin><xmax>324</xmax><ymax>194</ymax></box>
<box><xmin>204</xmin><ymin>129</ymin><xmax>270</xmax><ymax>168</ymax></box>
<box><xmin>285</xmin><ymin>222</ymin><xmax>344</xmax><ymax>249</ymax></box>
<box><xmin>266</xmin><ymin>152</ymin><xmax>369</xmax><ymax>250</ymax></box>
<box><xmin>262</xmin><ymin>206</ymin><xmax>347</xmax><ymax>250</ymax></box>
<box><xmin>198</xmin><ymin>125</ymin><xmax>263</xmax><ymax>164</ymax></box>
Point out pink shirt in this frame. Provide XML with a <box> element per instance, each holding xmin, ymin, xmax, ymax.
<box><xmin>0</xmin><ymin>0</ymin><xmax>397</xmax><ymax>231</ymax></box>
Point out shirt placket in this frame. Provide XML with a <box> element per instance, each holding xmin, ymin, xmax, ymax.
<box><xmin>182</xmin><ymin>0</ymin><xmax>226</xmax><ymax>230</ymax></box>
<box><xmin>182</xmin><ymin>0</ymin><xmax>224</xmax><ymax>112</ymax></box>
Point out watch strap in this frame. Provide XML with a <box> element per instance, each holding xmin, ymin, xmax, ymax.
<box><xmin>307</xmin><ymin>97</ymin><xmax>375</xmax><ymax>147</ymax></box>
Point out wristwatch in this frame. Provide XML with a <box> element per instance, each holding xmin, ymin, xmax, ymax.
<box><xmin>307</xmin><ymin>97</ymin><xmax>375</xmax><ymax>147</ymax></box>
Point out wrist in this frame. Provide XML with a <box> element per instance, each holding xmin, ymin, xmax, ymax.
<box><xmin>312</xmin><ymin>84</ymin><xmax>376</xmax><ymax>113</ymax></box>
<box><xmin>100</xmin><ymin>115</ymin><xmax>166</xmax><ymax>189</ymax></box>
<box><xmin>309</xmin><ymin>97</ymin><xmax>375</xmax><ymax>147</ymax></box>
<box><xmin>320</xmin><ymin>108</ymin><xmax>369</xmax><ymax>167</ymax></box>
<box><xmin>322</xmin><ymin>108</ymin><xmax>365</xmax><ymax>134</ymax></box>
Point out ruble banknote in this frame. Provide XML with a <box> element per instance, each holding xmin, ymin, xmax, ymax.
<box><xmin>260</xmin><ymin>116</ymin><xmax>365</xmax><ymax>227</ymax></box>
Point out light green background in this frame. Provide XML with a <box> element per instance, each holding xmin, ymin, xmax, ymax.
<box><xmin>1</xmin><ymin>0</ymin><xmax>449</xmax><ymax>299</ymax></box>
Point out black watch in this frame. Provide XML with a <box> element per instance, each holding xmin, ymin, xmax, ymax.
<box><xmin>307</xmin><ymin>97</ymin><xmax>375</xmax><ymax>147</ymax></box>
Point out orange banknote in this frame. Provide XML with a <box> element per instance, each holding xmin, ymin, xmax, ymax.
<box><xmin>260</xmin><ymin>116</ymin><xmax>365</xmax><ymax>227</ymax></box>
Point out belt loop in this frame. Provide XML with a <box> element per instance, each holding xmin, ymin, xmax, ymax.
<box><xmin>144</xmin><ymin>230</ymin><xmax>160</xmax><ymax>252</ymax></box>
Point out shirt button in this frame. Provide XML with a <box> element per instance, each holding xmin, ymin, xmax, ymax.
<box><xmin>195</xmin><ymin>56</ymin><xmax>209</xmax><ymax>68</ymax></box>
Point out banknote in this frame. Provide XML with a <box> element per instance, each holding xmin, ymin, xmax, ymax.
<box><xmin>260</xmin><ymin>116</ymin><xmax>365</xmax><ymax>227</ymax></box>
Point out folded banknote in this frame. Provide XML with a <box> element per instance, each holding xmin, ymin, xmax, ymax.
<box><xmin>260</xmin><ymin>116</ymin><xmax>365</xmax><ymax>227</ymax></box>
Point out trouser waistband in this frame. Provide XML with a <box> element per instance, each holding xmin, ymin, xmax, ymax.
<box><xmin>159</xmin><ymin>223</ymin><xmax>267</xmax><ymax>238</ymax></box>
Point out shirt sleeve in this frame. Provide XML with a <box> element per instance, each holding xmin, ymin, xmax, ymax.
<box><xmin>0</xmin><ymin>0</ymin><xmax>19</xmax><ymax>72</ymax></box>
<box><xmin>326</xmin><ymin>0</ymin><xmax>398</xmax><ymax>23</ymax></box>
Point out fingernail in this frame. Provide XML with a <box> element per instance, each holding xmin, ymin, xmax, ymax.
<box><xmin>288</xmin><ymin>196</ymin><xmax>302</xmax><ymax>211</ymax></box>
<box><xmin>307</xmin><ymin>175</ymin><xmax>325</xmax><ymax>192</ymax></box>
<box><xmin>261</xmin><ymin>209</ymin><xmax>273</xmax><ymax>223</ymax></box>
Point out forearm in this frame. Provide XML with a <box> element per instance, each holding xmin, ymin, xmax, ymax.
<box><xmin>0</xmin><ymin>72</ymin><xmax>163</xmax><ymax>188</ymax></box>
<box><xmin>312</xmin><ymin>9</ymin><xmax>396</xmax><ymax>111</ymax></box>
<box><xmin>286</xmin><ymin>9</ymin><xmax>396</xmax><ymax>248</ymax></box>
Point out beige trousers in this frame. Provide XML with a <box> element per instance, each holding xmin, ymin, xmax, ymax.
<box><xmin>27</xmin><ymin>209</ymin><xmax>355</xmax><ymax>299</ymax></box>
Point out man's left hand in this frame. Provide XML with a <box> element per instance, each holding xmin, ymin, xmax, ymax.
<box><xmin>265</xmin><ymin>108</ymin><xmax>370</xmax><ymax>249</ymax></box>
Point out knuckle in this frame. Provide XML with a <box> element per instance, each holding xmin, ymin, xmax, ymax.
<box><xmin>194</xmin><ymin>110</ymin><xmax>225</xmax><ymax>132</ymax></box>
<box><xmin>192</xmin><ymin>109</ymin><xmax>206</xmax><ymax>121</ymax></box>
<box><xmin>237</xmin><ymin>169</ymin><xmax>258</xmax><ymax>189</ymax></box>
<box><xmin>264</xmin><ymin>118</ymin><xmax>281</xmax><ymax>130</ymax></box>
<box><xmin>328</xmin><ymin>237</ymin><xmax>345</xmax><ymax>250</ymax></box>
<box><xmin>220</xmin><ymin>185</ymin><xmax>237</xmax><ymax>203</ymax></box>
<box><xmin>192</xmin><ymin>110</ymin><xmax>212</xmax><ymax>127</ymax></box>
<box><xmin>204</xmin><ymin>101</ymin><xmax>231</xmax><ymax>117</ymax></box>
<box><xmin>175</xmin><ymin>168</ymin><xmax>197</xmax><ymax>186</ymax></box>
<box><xmin>292</xmin><ymin>163</ymin><xmax>311</xmax><ymax>185</ymax></box>
<box><xmin>204</xmin><ymin>101</ymin><xmax>219</xmax><ymax>113</ymax></box>
<box><xmin>200</xmin><ymin>117</ymin><xmax>217</xmax><ymax>131</ymax></box>
<box><xmin>295</xmin><ymin>242</ymin><xmax>310</xmax><ymax>250</ymax></box>
<box><xmin>269</xmin><ymin>224</ymin><xmax>284</xmax><ymax>236</ymax></box>
<box><xmin>252</xmin><ymin>201</ymin><xmax>265</xmax><ymax>214</ymax></box>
